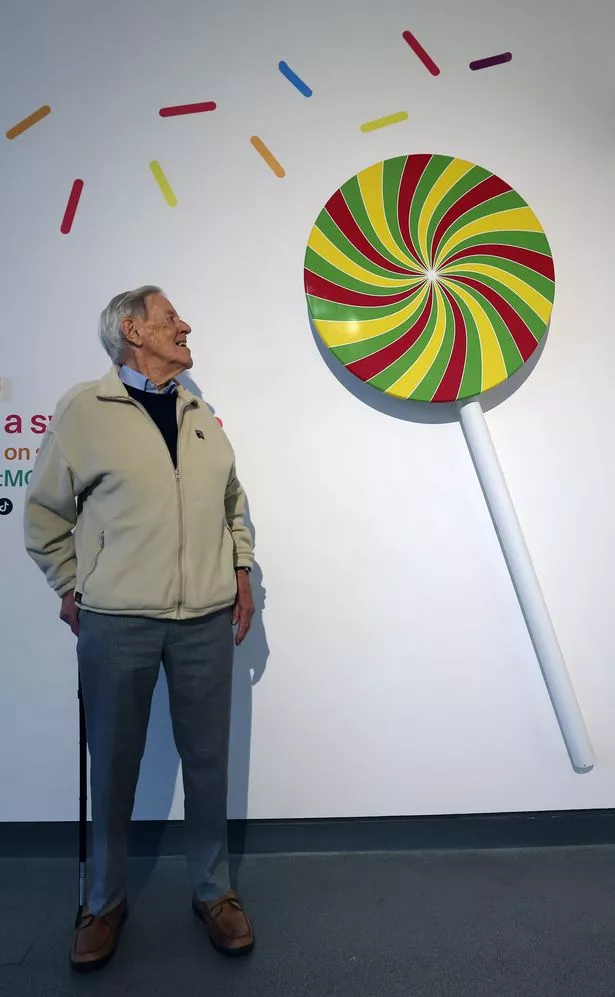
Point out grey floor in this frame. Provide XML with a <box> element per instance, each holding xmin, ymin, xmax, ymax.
<box><xmin>1</xmin><ymin>846</ymin><xmax>614</xmax><ymax>996</ymax></box>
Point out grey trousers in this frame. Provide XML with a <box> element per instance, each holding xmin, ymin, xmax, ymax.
<box><xmin>77</xmin><ymin>608</ymin><xmax>235</xmax><ymax>915</ymax></box>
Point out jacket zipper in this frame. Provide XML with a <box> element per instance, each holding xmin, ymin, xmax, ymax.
<box><xmin>175</xmin><ymin>406</ymin><xmax>186</xmax><ymax>619</ymax></box>
<box><xmin>117</xmin><ymin>396</ymin><xmax>190</xmax><ymax>618</ymax></box>
<box><xmin>81</xmin><ymin>531</ymin><xmax>105</xmax><ymax>594</ymax></box>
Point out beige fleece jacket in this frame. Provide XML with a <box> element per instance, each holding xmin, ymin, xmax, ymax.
<box><xmin>24</xmin><ymin>368</ymin><xmax>253</xmax><ymax>619</ymax></box>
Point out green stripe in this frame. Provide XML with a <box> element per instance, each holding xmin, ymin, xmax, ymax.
<box><xmin>441</xmin><ymin>254</ymin><xmax>554</xmax><ymax>302</ymax></box>
<box><xmin>408</xmin><ymin>289</ymin><xmax>456</xmax><ymax>401</ymax></box>
<box><xmin>382</xmin><ymin>157</ymin><xmax>419</xmax><ymax>263</ymax></box>
<box><xmin>438</xmin><ymin>191</ymin><xmax>527</xmax><ymax>249</ymax></box>
<box><xmin>304</xmin><ymin>247</ymin><xmax>416</xmax><ymax>297</ymax></box>
<box><xmin>425</xmin><ymin>164</ymin><xmax>491</xmax><ymax>266</ymax></box>
<box><xmin>314</xmin><ymin>210</ymin><xmax>419</xmax><ymax>282</ymax></box>
<box><xmin>307</xmin><ymin>283</ymin><xmax>425</xmax><ymax>322</ymax></box>
<box><xmin>438</xmin><ymin>229</ymin><xmax>553</xmax><ymax>262</ymax></box>
<box><xmin>442</xmin><ymin>281</ymin><xmax>523</xmax><ymax>389</ymax></box>
<box><xmin>472</xmin><ymin>291</ymin><xmax>525</xmax><ymax>373</ymax></box>
<box><xmin>341</xmin><ymin>176</ymin><xmax>413</xmax><ymax>272</ymax></box>
<box><xmin>409</xmin><ymin>156</ymin><xmax>452</xmax><ymax>265</ymax></box>
<box><xmin>444</xmin><ymin>273</ymin><xmax>546</xmax><ymax>340</ymax></box>
<box><xmin>328</xmin><ymin>289</ymin><xmax>431</xmax><ymax>364</ymax></box>
<box><xmin>451</xmin><ymin>291</ymin><xmax>482</xmax><ymax>398</ymax></box>
<box><xmin>367</xmin><ymin>292</ymin><xmax>440</xmax><ymax>393</ymax></box>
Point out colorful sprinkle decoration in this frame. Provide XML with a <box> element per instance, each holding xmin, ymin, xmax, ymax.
<box><xmin>159</xmin><ymin>101</ymin><xmax>217</xmax><ymax>117</ymax></box>
<box><xmin>402</xmin><ymin>30</ymin><xmax>440</xmax><ymax>76</ymax></box>
<box><xmin>304</xmin><ymin>154</ymin><xmax>554</xmax><ymax>403</ymax></box>
<box><xmin>149</xmin><ymin>161</ymin><xmax>177</xmax><ymax>206</ymax></box>
<box><xmin>470</xmin><ymin>52</ymin><xmax>512</xmax><ymax>70</ymax></box>
<box><xmin>360</xmin><ymin>112</ymin><xmax>408</xmax><ymax>133</ymax></box>
<box><xmin>60</xmin><ymin>179</ymin><xmax>84</xmax><ymax>235</ymax></box>
<box><xmin>6</xmin><ymin>104</ymin><xmax>51</xmax><ymax>140</ymax></box>
<box><xmin>278</xmin><ymin>61</ymin><xmax>313</xmax><ymax>97</ymax></box>
<box><xmin>250</xmin><ymin>136</ymin><xmax>285</xmax><ymax>178</ymax></box>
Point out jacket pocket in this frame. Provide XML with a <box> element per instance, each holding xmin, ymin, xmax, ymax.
<box><xmin>81</xmin><ymin>530</ymin><xmax>105</xmax><ymax>594</ymax></box>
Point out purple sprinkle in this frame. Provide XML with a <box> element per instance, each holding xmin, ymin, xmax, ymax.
<box><xmin>470</xmin><ymin>52</ymin><xmax>512</xmax><ymax>71</ymax></box>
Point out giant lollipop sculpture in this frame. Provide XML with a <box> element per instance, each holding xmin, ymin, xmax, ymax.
<box><xmin>305</xmin><ymin>153</ymin><xmax>594</xmax><ymax>773</ymax></box>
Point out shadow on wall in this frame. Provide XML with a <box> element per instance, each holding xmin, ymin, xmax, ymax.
<box><xmin>227</xmin><ymin>499</ymin><xmax>269</xmax><ymax>886</ymax></box>
<box><xmin>130</xmin><ymin>373</ymin><xmax>269</xmax><ymax>896</ymax></box>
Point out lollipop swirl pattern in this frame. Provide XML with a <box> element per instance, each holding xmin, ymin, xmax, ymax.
<box><xmin>305</xmin><ymin>154</ymin><xmax>555</xmax><ymax>402</ymax></box>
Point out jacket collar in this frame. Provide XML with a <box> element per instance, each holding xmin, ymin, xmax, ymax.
<box><xmin>96</xmin><ymin>367</ymin><xmax>198</xmax><ymax>409</ymax></box>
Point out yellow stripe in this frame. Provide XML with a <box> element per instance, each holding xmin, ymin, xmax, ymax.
<box><xmin>308</xmin><ymin>227</ymin><xmax>416</xmax><ymax>288</ymax></box>
<box><xmin>443</xmin><ymin>262</ymin><xmax>552</xmax><ymax>323</ymax></box>
<box><xmin>439</xmin><ymin>278</ymin><xmax>507</xmax><ymax>391</ymax></box>
<box><xmin>417</xmin><ymin>159</ymin><xmax>474</xmax><ymax>267</ymax></box>
<box><xmin>388</xmin><ymin>286</ymin><xmax>447</xmax><ymax>398</ymax></box>
<box><xmin>434</xmin><ymin>207</ymin><xmax>543</xmax><ymax>268</ymax></box>
<box><xmin>358</xmin><ymin>163</ymin><xmax>415</xmax><ymax>268</ymax></box>
<box><xmin>313</xmin><ymin>282</ymin><xmax>429</xmax><ymax>349</ymax></box>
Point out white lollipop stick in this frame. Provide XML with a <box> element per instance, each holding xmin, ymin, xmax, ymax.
<box><xmin>457</xmin><ymin>397</ymin><xmax>594</xmax><ymax>773</ymax></box>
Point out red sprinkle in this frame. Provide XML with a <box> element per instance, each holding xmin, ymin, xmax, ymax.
<box><xmin>402</xmin><ymin>30</ymin><xmax>440</xmax><ymax>76</ymax></box>
<box><xmin>60</xmin><ymin>179</ymin><xmax>84</xmax><ymax>235</ymax></box>
<box><xmin>159</xmin><ymin>101</ymin><xmax>217</xmax><ymax>117</ymax></box>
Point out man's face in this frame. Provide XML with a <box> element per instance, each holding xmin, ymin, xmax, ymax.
<box><xmin>123</xmin><ymin>293</ymin><xmax>193</xmax><ymax>376</ymax></box>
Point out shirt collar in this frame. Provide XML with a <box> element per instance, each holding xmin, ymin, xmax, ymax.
<box><xmin>118</xmin><ymin>365</ymin><xmax>177</xmax><ymax>395</ymax></box>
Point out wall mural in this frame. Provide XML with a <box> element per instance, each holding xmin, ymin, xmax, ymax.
<box><xmin>3</xmin><ymin>30</ymin><xmax>511</xmax><ymax>225</ymax></box>
<box><xmin>2</xmin><ymin>24</ymin><xmax>592</xmax><ymax>773</ymax></box>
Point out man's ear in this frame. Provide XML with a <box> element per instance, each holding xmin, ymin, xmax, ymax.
<box><xmin>121</xmin><ymin>316</ymin><xmax>140</xmax><ymax>348</ymax></box>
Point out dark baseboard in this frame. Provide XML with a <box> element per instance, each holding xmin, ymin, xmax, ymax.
<box><xmin>2</xmin><ymin>810</ymin><xmax>615</xmax><ymax>857</ymax></box>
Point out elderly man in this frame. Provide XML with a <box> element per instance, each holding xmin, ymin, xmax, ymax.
<box><xmin>24</xmin><ymin>286</ymin><xmax>255</xmax><ymax>970</ymax></box>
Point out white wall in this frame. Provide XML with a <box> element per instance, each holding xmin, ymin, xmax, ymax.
<box><xmin>1</xmin><ymin>0</ymin><xmax>614</xmax><ymax>822</ymax></box>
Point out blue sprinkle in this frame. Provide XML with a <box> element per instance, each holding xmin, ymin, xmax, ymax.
<box><xmin>278</xmin><ymin>60</ymin><xmax>313</xmax><ymax>97</ymax></box>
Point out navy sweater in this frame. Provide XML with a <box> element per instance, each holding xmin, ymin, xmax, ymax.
<box><xmin>125</xmin><ymin>385</ymin><xmax>179</xmax><ymax>469</ymax></box>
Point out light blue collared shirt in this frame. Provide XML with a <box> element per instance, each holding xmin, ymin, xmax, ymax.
<box><xmin>118</xmin><ymin>365</ymin><xmax>177</xmax><ymax>395</ymax></box>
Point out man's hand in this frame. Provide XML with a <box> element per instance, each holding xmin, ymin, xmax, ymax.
<box><xmin>60</xmin><ymin>591</ymin><xmax>80</xmax><ymax>637</ymax></box>
<box><xmin>232</xmin><ymin>570</ymin><xmax>254</xmax><ymax>645</ymax></box>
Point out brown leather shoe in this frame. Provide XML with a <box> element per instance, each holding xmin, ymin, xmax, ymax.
<box><xmin>192</xmin><ymin>891</ymin><xmax>254</xmax><ymax>956</ymax></box>
<box><xmin>69</xmin><ymin>899</ymin><xmax>127</xmax><ymax>972</ymax></box>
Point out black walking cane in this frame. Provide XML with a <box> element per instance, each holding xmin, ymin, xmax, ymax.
<box><xmin>77</xmin><ymin>679</ymin><xmax>87</xmax><ymax>923</ymax></box>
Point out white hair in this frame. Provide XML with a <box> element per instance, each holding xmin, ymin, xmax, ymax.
<box><xmin>98</xmin><ymin>285</ymin><xmax>163</xmax><ymax>364</ymax></box>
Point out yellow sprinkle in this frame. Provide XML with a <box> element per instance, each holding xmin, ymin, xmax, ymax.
<box><xmin>360</xmin><ymin>112</ymin><xmax>408</xmax><ymax>133</ymax></box>
<box><xmin>149</xmin><ymin>160</ymin><xmax>177</xmax><ymax>207</ymax></box>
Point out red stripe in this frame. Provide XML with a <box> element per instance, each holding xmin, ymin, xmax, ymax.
<box><xmin>346</xmin><ymin>287</ymin><xmax>433</xmax><ymax>382</ymax></box>
<box><xmin>443</xmin><ymin>243</ymin><xmax>554</xmax><ymax>280</ymax></box>
<box><xmin>325</xmin><ymin>190</ymin><xmax>418</xmax><ymax>276</ymax></box>
<box><xmin>431</xmin><ymin>287</ymin><xmax>467</xmax><ymax>402</ymax></box>
<box><xmin>397</xmin><ymin>154</ymin><xmax>431</xmax><ymax>267</ymax></box>
<box><xmin>304</xmin><ymin>270</ymin><xmax>420</xmax><ymax>307</ymax></box>
<box><xmin>432</xmin><ymin>175</ymin><xmax>512</xmax><ymax>261</ymax></box>
<box><xmin>447</xmin><ymin>274</ymin><xmax>537</xmax><ymax>359</ymax></box>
